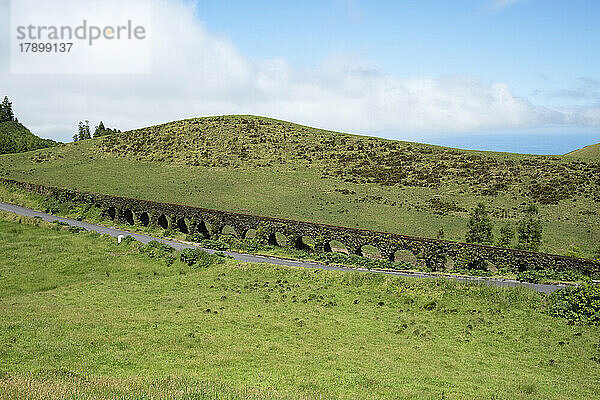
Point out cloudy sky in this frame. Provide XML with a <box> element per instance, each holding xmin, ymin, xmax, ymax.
<box><xmin>0</xmin><ymin>0</ymin><xmax>599</xmax><ymax>153</ymax></box>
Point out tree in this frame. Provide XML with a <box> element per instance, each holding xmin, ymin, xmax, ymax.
<box><xmin>77</xmin><ymin>120</ymin><xmax>91</xmax><ymax>141</ymax></box>
<box><xmin>0</xmin><ymin>96</ymin><xmax>14</xmax><ymax>122</ymax></box>
<box><xmin>516</xmin><ymin>204</ymin><xmax>542</xmax><ymax>251</ymax></box>
<box><xmin>94</xmin><ymin>121</ymin><xmax>106</xmax><ymax>137</ymax></box>
<box><xmin>465</xmin><ymin>203</ymin><xmax>493</xmax><ymax>245</ymax></box>
<box><xmin>436</xmin><ymin>227</ymin><xmax>445</xmax><ymax>240</ymax></box>
<box><xmin>496</xmin><ymin>223</ymin><xmax>514</xmax><ymax>248</ymax></box>
<box><xmin>93</xmin><ymin>121</ymin><xmax>119</xmax><ymax>138</ymax></box>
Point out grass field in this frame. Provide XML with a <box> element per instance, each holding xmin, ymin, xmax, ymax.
<box><xmin>0</xmin><ymin>115</ymin><xmax>599</xmax><ymax>259</ymax></box>
<box><xmin>1</xmin><ymin>213</ymin><xmax>599</xmax><ymax>399</ymax></box>
<box><xmin>566</xmin><ymin>142</ymin><xmax>600</xmax><ymax>159</ymax></box>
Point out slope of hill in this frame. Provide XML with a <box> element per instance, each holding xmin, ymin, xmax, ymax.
<box><xmin>0</xmin><ymin>120</ymin><xmax>59</xmax><ymax>154</ymax></box>
<box><xmin>0</xmin><ymin>115</ymin><xmax>599</xmax><ymax>257</ymax></box>
<box><xmin>566</xmin><ymin>142</ymin><xmax>600</xmax><ymax>159</ymax></box>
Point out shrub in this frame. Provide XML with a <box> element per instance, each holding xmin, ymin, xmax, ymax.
<box><xmin>180</xmin><ymin>248</ymin><xmax>223</xmax><ymax>268</ymax></box>
<box><xmin>118</xmin><ymin>235</ymin><xmax>137</xmax><ymax>245</ymax></box>
<box><xmin>186</xmin><ymin>233</ymin><xmax>206</xmax><ymax>243</ymax></box>
<box><xmin>163</xmin><ymin>228</ymin><xmax>176</xmax><ymax>238</ymax></box>
<box><xmin>43</xmin><ymin>197</ymin><xmax>73</xmax><ymax>215</ymax></box>
<box><xmin>465</xmin><ymin>203</ymin><xmax>493</xmax><ymax>245</ymax></box>
<box><xmin>453</xmin><ymin>252</ymin><xmax>489</xmax><ymax>271</ymax></box>
<box><xmin>547</xmin><ymin>284</ymin><xmax>600</xmax><ymax>325</ymax></box>
<box><xmin>563</xmin><ymin>245</ymin><xmax>584</xmax><ymax>259</ymax></box>
<box><xmin>516</xmin><ymin>204</ymin><xmax>542</xmax><ymax>252</ymax></box>
<box><xmin>518</xmin><ymin>269</ymin><xmax>591</xmax><ymax>284</ymax></box>
<box><xmin>140</xmin><ymin>241</ymin><xmax>174</xmax><ymax>265</ymax></box>
<box><xmin>180</xmin><ymin>248</ymin><xmax>199</xmax><ymax>265</ymax></box>
<box><xmin>68</xmin><ymin>225</ymin><xmax>86</xmax><ymax>233</ymax></box>
<box><xmin>496</xmin><ymin>223</ymin><xmax>514</xmax><ymax>248</ymax></box>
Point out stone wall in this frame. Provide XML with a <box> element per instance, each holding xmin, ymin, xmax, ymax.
<box><xmin>2</xmin><ymin>177</ymin><xmax>598</xmax><ymax>277</ymax></box>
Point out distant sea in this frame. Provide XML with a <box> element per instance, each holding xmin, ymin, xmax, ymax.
<box><xmin>377</xmin><ymin>132</ymin><xmax>600</xmax><ymax>155</ymax></box>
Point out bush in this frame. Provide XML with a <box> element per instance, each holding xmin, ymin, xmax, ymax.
<box><xmin>140</xmin><ymin>240</ymin><xmax>175</xmax><ymax>265</ymax></box>
<box><xmin>180</xmin><ymin>248</ymin><xmax>199</xmax><ymax>265</ymax></box>
<box><xmin>118</xmin><ymin>235</ymin><xmax>137</xmax><ymax>245</ymax></box>
<box><xmin>186</xmin><ymin>233</ymin><xmax>206</xmax><ymax>243</ymax></box>
<box><xmin>68</xmin><ymin>225</ymin><xmax>86</xmax><ymax>233</ymax></box>
<box><xmin>516</xmin><ymin>204</ymin><xmax>542</xmax><ymax>251</ymax></box>
<box><xmin>518</xmin><ymin>269</ymin><xmax>591</xmax><ymax>284</ymax></box>
<box><xmin>563</xmin><ymin>245</ymin><xmax>584</xmax><ymax>259</ymax></box>
<box><xmin>547</xmin><ymin>284</ymin><xmax>600</xmax><ymax>325</ymax></box>
<box><xmin>180</xmin><ymin>248</ymin><xmax>224</xmax><ymax>268</ymax></box>
<box><xmin>453</xmin><ymin>253</ymin><xmax>489</xmax><ymax>273</ymax></box>
<box><xmin>465</xmin><ymin>203</ymin><xmax>493</xmax><ymax>245</ymax></box>
<box><xmin>43</xmin><ymin>197</ymin><xmax>73</xmax><ymax>215</ymax></box>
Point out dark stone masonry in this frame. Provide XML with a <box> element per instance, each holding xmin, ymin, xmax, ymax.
<box><xmin>2</xmin><ymin>177</ymin><xmax>598</xmax><ymax>277</ymax></box>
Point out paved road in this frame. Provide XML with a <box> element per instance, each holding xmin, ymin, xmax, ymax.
<box><xmin>0</xmin><ymin>201</ymin><xmax>570</xmax><ymax>294</ymax></box>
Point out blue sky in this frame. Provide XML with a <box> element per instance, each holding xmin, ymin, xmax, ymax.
<box><xmin>1</xmin><ymin>0</ymin><xmax>599</xmax><ymax>154</ymax></box>
<box><xmin>197</xmin><ymin>0</ymin><xmax>599</xmax><ymax>110</ymax></box>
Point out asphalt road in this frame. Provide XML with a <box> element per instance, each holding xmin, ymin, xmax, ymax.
<box><xmin>0</xmin><ymin>201</ymin><xmax>570</xmax><ymax>294</ymax></box>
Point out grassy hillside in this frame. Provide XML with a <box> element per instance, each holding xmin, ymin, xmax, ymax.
<box><xmin>0</xmin><ymin>121</ymin><xmax>58</xmax><ymax>155</ymax></box>
<box><xmin>0</xmin><ymin>115</ymin><xmax>599</xmax><ymax>257</ymax></box>
<box><xmin>566</xmin><ymin>142</ymin><xmax>600</xmax><ymax>159</ymax></box>
<box><xmin>1</xmin><ymin>213</ymin><xmax>599</xmax><ymax>399</ymax></box>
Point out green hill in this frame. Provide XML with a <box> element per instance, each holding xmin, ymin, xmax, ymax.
<box><xmin>1</xmin><ymin>115</ymin><xmax>599</xmax><ymax>257</ymax></box>
<box><xmin>566</xmin><ymin>142</ymin><xmax>600</xmax><ymax>159</ymax></box>
<box><xmin>0</xmin><ymin>120</ymin><xmax>59</xmax><ymax>154</ymax></box>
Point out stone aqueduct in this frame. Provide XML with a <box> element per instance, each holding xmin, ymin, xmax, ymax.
<box><xmin>2</xmin><ymin>178</ymin><xmax>599</xmax><ymax>277</ymax></box>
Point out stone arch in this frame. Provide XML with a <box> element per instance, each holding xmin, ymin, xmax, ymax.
<box><xmin>445</xmin><ymin>255</ymin><xmax>456</xmax><ymax>271</ymax></box>
<box><xmin>325</xmin><ymin>240</ymin><xmax>349</xmax><ymax>254</ymax></box>
<box><xmin>157</xmin><ymin>214</ymin><xmax>169</xmax><ymax>230</ymax></box>
<box><xmin>297</xmin><ymin>235</ymin><xmax>316</xmax><ymax>251</ymax></box>
<box><xmin>244</xmin><ymin>228</ymin><xmax>257</xmax><ymax>239</ymax></box>
<box><xmin>123</xmin><ymin>209</ymin><xmax>134</xmax><ymax>225</ymax></box>
<box><xmin>107</xmin><ymin>207</ymin><xmax>116</xmax><ymax>220</ymax></box>
<box><xmin>394</xmin><ymin>249</ymin><xmax>418</xmax><ymax>267</ymax></box>
<box><xmin>138</xmin><ymin>212</ymin><xmax>150</xmax><ymax>227</ymax></box>
<box><xmin>222</xmin><ymin>224</ymin><xmax>237</xmax><ymax>237</ymax></box>
<box><xmin>195</xmin><ymin>221</ymin><xmax>211</xmax><ymax>238</ymax></box>
<box><xmin>176</xmin><ymin>217</ymin><xmax>189</xmax><ymax>234</ymax></box>
<box><xmin>360</xmin><ymin>245</ymin><xmax>382</xmax><ymax>259</ymax></box>
<box><xmin>269</xmin><ymin>232</ymin><xmax>288</xmax><ymax>247</ymax></box>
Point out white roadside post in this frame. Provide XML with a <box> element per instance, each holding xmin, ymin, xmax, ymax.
<box><xmin>118</xmin><ymin>234</ymin><xmax>125</xmax><ymax>244</ymax></box>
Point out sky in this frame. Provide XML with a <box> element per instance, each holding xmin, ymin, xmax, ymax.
<box><xmin>0</xmin><ymin>0</ymin><xmax>599</xmax><ymax>154</ymax></box>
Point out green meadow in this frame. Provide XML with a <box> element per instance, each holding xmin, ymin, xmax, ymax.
<box><xmin>1</xmin><ymin>115</ymin><xmax>599</xmax><ymax>258</ymax></box>
<box><xmin>0</xmin><ymin>213</ymin><xmax>599</xmax><ymax>399</ymax></box>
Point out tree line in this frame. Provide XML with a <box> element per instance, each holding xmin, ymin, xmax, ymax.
<box><xmin>465</xmin><ymin>202</ymin><xmax>542</xmax><ymax>251</ymax></box>
<box><xmin>73</xmin><ymin>120</ymin><xmax>120</xmax><ymax>142</ymax></box>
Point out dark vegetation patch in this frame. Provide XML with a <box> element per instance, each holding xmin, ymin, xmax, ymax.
<box><xmin>0</xmin><ymin>121</ymin><xmax>58</xmax><ymax>155</ymax></box>
<box><xmin>548</xmin><ymin>285</ymin><xmax>600</xmax><ymax>325</ymax></box>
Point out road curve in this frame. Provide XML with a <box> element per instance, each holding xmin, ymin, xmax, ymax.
<box><xmin>0</xmin><ymin>201</ymin><xmax>570</xmax><ymax>294</ymax></box>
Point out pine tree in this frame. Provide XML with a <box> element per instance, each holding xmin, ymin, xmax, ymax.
<box><xmin>0</xmin><ymin>96</ymin><xmax>14</xmax><ymax>122</ymax></box>
<box><xmin>78</xmin><ymin>120</ymin><xmax>91</xmax><ymax>140</ymax></box>
<box><xmin>465</xmin><ymin>203</ymin><xmax>494</xmax><ymax>245</ymax></box>
<box><xmin>496</xmin><ymin>223</ymin><xmax>514</xmax><ymax>248</ymax></box>
<box><xmin>94</xmin><ymin>121</ymin><xmax>106</xmax><ymax>137</ymax></box>
<box><xmin>517</xmin><ymin>204</ymin><xmax>542</xmax><ymax>251</ymax></box>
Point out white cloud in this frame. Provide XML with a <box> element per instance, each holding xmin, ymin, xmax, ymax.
<box><xmin>0</xmin><ymin>0</ymin><xmax>598</xmax><ymax>142</ymax></box>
